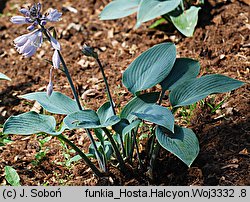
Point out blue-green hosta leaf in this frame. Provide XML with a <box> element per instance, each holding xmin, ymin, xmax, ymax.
<box><xmin>112</xmin><ymin>118</ymin><xmax>130</xmax><ymax>135</ymax></box>
<box><xmin>20</xmin><ymin>92</ymin><xmax>79</xmax><ymax>115</ymax></box>
<box><xmin>120</xmin><ymin>92</ymin><xmax>160</xmax><ymax>122</ymax></box>
<box><xmin>169</xmin><ymin>6</ymin><xmax>201</xmax><ymax>37</ymax></box>
<box><xmin>132</xmin><ymin>105</ymin><xmax>174</xmax><ymax>132</ymax></box>
<box><xmin>94</xmin><ymin>128</ymin><xmax>105</xmax><ymax>144</ymax></box>
<box><xmin>4</xmin><ymin>166</ymin><xmax>21</xmax><ymax>186</ymax></box>
<box><xmin>0</xmin><ymin>72</ymin><xmax>11</xmax><ymax>81</ymax></box>
<box><xmin>160</xmin><ymin>58</ymin><xmax>200</xmax><ymax>92</ymax></box>
<box><xmin>122</xmin><ymin>119</ymin><xmax>141</xmax><ymax>136</ymax></box>
<box><xmin>156</xmin><ymin>125</ymin><xmax>199</xmax><ymax>167</ymax></box>
<box><xmin>122</xmin><ymin>43</ymin><xmax>176</xmax><ymax>94</ymax></box>
<box><xmin>97</xmin><ymin>102</ymin><xmax>114</xmax><ymax>124</ymax></box>
<box><xmin>170</xmin><ymin>74</ymin><xmax>245</xmax><ymax>107</ymax></box>
<box><xmin>89</xmin><ymin>141</ymin><xmax>114</xmax><ymax>161</ymax></box>
<box><xmin>136</xmin><ymin>0</ymin><xmax>181</xmax><ymax>27</ymax></box>
<box><xmin>100</xmin><ymin>0</ymin><xmax>141</xmax><ymax>20</ymax></box>
<box><xmin>64</xmin><ymin>110</ymin><xmax>120</xmax><ymax>129</ymax></box>
<box><xmin>3</xmin><ymin>111</ymin><xmax>64</xmax><ymax>136</ymax></box>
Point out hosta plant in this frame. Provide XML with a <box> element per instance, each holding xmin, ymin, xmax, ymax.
<box><xmin>100</xmin><ymin>0</ymin><xmax>204</xmax><ymax>37</ymax></box>
<box><xmin>3</xmin><ymin>3</ymin><xmax>244</xmax><ymax>179</ymax></box>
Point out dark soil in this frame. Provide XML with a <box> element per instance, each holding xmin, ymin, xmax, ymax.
<box><xmin>0</xmin><ymin>0</ymin><xmax>249</xmax><ymax>186</ymax></box>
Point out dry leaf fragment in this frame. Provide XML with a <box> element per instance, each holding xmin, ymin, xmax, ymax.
<box><xmin>239</xmin><ymin>148</ymin><xmax>249</xmax><ymax>156</ymax></box>
<box><xmin>221</xmin><ymin>164</ymin><xmax>239</xmax><ymax>169</ymax></box>
<box><xmin>81</xmin><ymin>89</ymin><xmax>98</xmax><ymax>100</ymax></box>
<box><xmin>30</xmin><ymin>101</ymin><xmax>42</xmax><ymax>113</ymax></box>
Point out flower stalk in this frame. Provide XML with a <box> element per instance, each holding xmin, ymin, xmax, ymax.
<box><xmin>82</xmin><ymin>45</ymin><xmax>126</xmax><ymax>158</ymax></box>
<box><xmin>39</xmin><ymin>25</ymin><xmax>105</xmax><ymax>173</ymax></box>
<box><xmin>102</xmin><ymin>127</ymin><xmax>127</xmax><ymax>174</ymax></box>
<box><xmin>57</xmin><ymin>134</ymin><xmax>104</xmax><ymax>177</ymax></box>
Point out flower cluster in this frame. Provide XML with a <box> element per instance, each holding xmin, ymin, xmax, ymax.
<box><xmin>11</xmin><ymin>3</ymin><xmax>62</xmax><ymax>58</ymax></box>
<box><xmin>11</xmin><ymin>3</ymin><xmax>61</xmax><ymax>31</ymax></box>
<box><xmin>11</xmin><ymin>3</ymin><xmax>63</xmax><ymax>96</ymax></box>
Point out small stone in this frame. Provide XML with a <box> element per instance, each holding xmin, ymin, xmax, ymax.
<box><xmin>129</xmin><ymin>44</ymin><xmax>137</xmax><ymax>55</ymax></box>
<box><xmin>219</xmin><ymin>54</ymin><xmax>225</xmax><ymax>60</ymax></box>
<box><xmin>66</xmin><ymin>23</ymin><xmax>83</xmax><ymax>32</ymax></box>
<box><xmin>107</xmin><ymin>29</ymin><xmax>114</xmax><ymax>38</ymax></box>
<box><xmin>111</xmin><ymin>40</ymin><xmax>119</xmax><ymax>47</ymax></box>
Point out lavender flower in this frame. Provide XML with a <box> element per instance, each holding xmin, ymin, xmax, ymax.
<box><xmin>11</xmin><ymin>3</ymin><xmax>62</xmax><ymax>58</ymax></box>
<box><xmin>11</xmin><ymin>3</ymin><xmax>63</xmax><ymax>95</ymax></box>
<box><xmin>14</xmin><ymin>29</ymin><xmax>43</xmax><ymax>57</ymax></box>
<box><xmin>10</xmin><ymin>3</ymin><xmax>62</xmax><ymax>30</ymax></box>
<box><xmin>46</xmin><ymin>9</ymin><xmax>62</xmax><ymax>22</ymax></box>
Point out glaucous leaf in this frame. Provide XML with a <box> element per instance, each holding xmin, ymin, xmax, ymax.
<box><xmin>169</xmin><ymin>6</ymin><xmax>201</xmax><ymax>37</ymax></box>
<box><xmin>20</xmin><ymin>92</ymin><xmax>79</xmax><ymax>115</ymax></box>
<box><xmin>160</xmin><ymin>58</ymin><xmax>200</xmax><ymax>92</ymax></box>
<box><xmin>120</xmin><ymin>92</ymin><xmax>160</xmax><ymax>122</ymax></box>
<box><xmin>0</xmin><ymin>72</ymin><xmax>11</xmax><ymax>81</ymax></box>
<box><xmin>64</xmin><ymin>110</ymin><xmax>120</xmax><ymax>129</ymax></box>
<box><xmin>122</xmin><ymin>43</ymin><xmax>176</xmax><ymax>94</ymax></box>
<box><xmin>112</xmin><ymin>118</ymin><xmax>130</xmax><ymax>135</ymax></box>
<box><xmin>64</xmin><ymin>110</ymin><xmax>99</xmax><ymax>129</ymax></box>
<box><xmin>4</xmin><ymin>166</ymin><xmax>21</xmax><ymax>186</ymax></box>
<box><xmin>136</xmin><ymin>0</ymin><xmax>181</xmax><ymax>27</ymax></box>
<box><xmin>122</xmin><ymin>119</ymin><xmax>141</xmax><ymax>136</ymax></box>
<box><xmin>3</xmin><ymin>111</ymin><xmax>62</xmax><ymax>135</ymax></box>
<box><xmin>132</xmin><ymin>104</ymin><xmax>174</xmax><ymax>132</ymax></box>
<box><xmin>100</xmin><ymin>0</ymin><xmax>141</xmax><ymax>20</ymax></box>
<box><xmin>97</xmin><ymin>102</ymin><xmax>114</xmax><ymax>124</ymax></box>
<box><xmin>89</xmin><ymin>141</ymin><xmax>114</xmax><ymax>160</ymax></box>
<box><xmin>94</xmin><ymin>128</ymin><xmax>105</xmax><ymax>144</ymax></box>
<box><xmin>170</xmin><ymin>74</ymin><xmax>245</xmax><ymax>107</ymax></box>
<box><xmin>155</xmin><ymin>125</ymin><xmax>199</xmax><ymax>167</ymax></box>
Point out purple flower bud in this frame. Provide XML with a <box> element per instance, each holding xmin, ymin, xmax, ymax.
<box><xmin>46</xmin><ymin>81</ymin><xmax>53</xmax><ymax>96</ymax></box>
<box><xmin>29</xmin><ymin>3</ymin><xmax>41</xmax><ymax>19</ymax></box>
<box><xmin>19</xmin><ymin>8</ymin><xmax>30</xmax><ymax>16</ymax></box>
<box><xmin>46</xmin><ymin>9</ymin><xmax>62</xmax><ymax>22</ymax></box>
<box><xmin>47</xmin><ymin>68</ymin><xmax>54</xmax><ymax>96</ymax></box>
<box><xmin>52</xmin><ymin>50</ymin><xmax>61</xmax><ymax>69</ymax></box>
<box><xmin>10</xmin><ymin>16</ymin><xmax>28</xmax><ymax>24</ymax></box>
<box><xmin>27</xmin><ymin>21</ymin><xmax>38</xmax><ymax>31</ymax></box>
<box><xmin>82</xmin><ymin>44</ymin><xmax>98</xmax><ymax>59</ymax></box>
<box><xmin>40</xmin><ymin>20</ymin><xmax>47</xmax><ymax>26</ymax></box>
<box><xmin>27</xmin><ymin>24</ymin><xmax>35</xmax><ymax>31</ymax></box>
<box><xmin>37</xmin><ymin>3</ymin><xmax>42</xmax><ymax>13</ymax></box>
<box><xmin>49</xmin><ymin>34</ymin><xmax>61</xmax><ymax>50</ymax></box>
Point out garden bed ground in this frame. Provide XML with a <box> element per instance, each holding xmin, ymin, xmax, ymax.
<box><xmin>0</xmin><ymin>0</ymin><xmax>249</xmax><ymax>186</ymax></box>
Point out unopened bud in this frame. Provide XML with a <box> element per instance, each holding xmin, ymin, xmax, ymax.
<box><xmin>46</xmin><ymin>81</ymin><xmax>53</xmax><ymax>96</ymax></box>
<box><xmin>40</xmin><ymin>20</ymin><xmax>47</xmax><ymax>26</ymax></box>
<box><xmin>27</xmin><ymin>24</ymin><xmax>35</xmax><ymax>31</ymax></box>
<box><xmin>82</xmin><ymin>44</ymin><xmax>98</xmax><ymax>59</ymax></box>
<box><xmin>47</xmin><ymin>68</ymin><xmax>53</xmax><ymax>96</ymax></box>
<box><xmin>19</xmin><ymin>8</ymin><xmax>29</xmax><ymax>16</ymax></box>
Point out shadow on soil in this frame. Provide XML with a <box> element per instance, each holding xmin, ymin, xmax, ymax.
<box><xmin>0</xmin><ymin>82</ymin><xmax>33</xmax><ymax>123</ymax></box>
<box><xmin>0</xmin><ymin>0</ymin><xmax>7</xmax><ymax>13</ymax></box>
<box><xmin>152</xmin><ymin>118</ymin><xmax>250</xmax><ymax>185</ymax></box>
